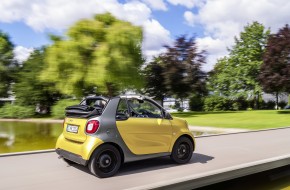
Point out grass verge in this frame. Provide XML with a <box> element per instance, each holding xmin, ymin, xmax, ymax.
<box><xmin>172</xmin><ymin>110</ymin><xmax>290</xmax><ymax>130</ymax></box>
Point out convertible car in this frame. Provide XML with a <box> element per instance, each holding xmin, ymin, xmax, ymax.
<box><xmin>56</xmin><ymin>95</ymin><xmax>195</xmax><ymax>178</ymax></box>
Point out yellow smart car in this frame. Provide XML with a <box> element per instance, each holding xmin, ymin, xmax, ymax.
<box><xmin>56</xmin><ymin>95</ymin><xmax>195</xmax><ymax>178</ymax></box>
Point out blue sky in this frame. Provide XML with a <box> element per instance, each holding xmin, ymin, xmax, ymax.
<box><xmin>1</xmin><ymin>0</ymin><xmax>290</xmax><ymax>70</ymax></box>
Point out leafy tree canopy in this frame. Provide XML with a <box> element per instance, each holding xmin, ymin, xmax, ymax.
<box><xmin>144</xmin><ymin>57</ymin><xmax>167</xmax><ymax>106</ymax></box>
<box><xmin>209</xmin><ymin>21</ymin><xmax>270</xmax><ymax>107</ymax></box>
<box><xmin>0</xmin><ymin>31</ymin><xmax>15</xmax><ymax>97</ymax></box>
<box><xmin>259</xmin><ymin>24</ymin><xmax>290</xmax><ymax>106</ymax></box>
<box><xmin>14</xmin><ymin>49</ymin><xmax>61</xmax><ymax>111</ymax></box>
<box><xmin>145</xmin><ymin>35</ymin><xmax>206</xmax><ymax>103</ymax></box>
<box><xmin>41</xmin><ymin>13</ymin><xmax>144</xmax><ymax>97</ymax></box>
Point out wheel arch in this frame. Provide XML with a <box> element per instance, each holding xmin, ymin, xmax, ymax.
<box><xmin>173</xmin><ymin>134</ymin><xmax>195</xmax><ymax>152</ymax></box>
<box><xmin>89</xmin><ymin>142</ymin><xmax>125</xmax><ymax>164</ymax></box>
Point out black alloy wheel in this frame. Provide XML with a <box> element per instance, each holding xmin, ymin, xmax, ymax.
<box><xmin>171</xmin><ymin>137</ymin><xmax>193</xmax><ymax>164</ymax></box>
<box><xmin>89</xmin><ymin>144</ymin><xmax>121</xmax><ymax>178</ymax></box>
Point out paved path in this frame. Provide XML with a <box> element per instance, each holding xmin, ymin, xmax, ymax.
<box><xmin>0</xmin><ymin>128</ymin><xmax>290</xmax><ymax>190</ymax></box>
<box><xmin>189</xmin><ymin>125</ymin><xmax>249</xmax><ymax>134</ymax></box>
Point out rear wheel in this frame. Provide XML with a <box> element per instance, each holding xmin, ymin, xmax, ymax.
<box><xmin>88</xmin><ymin>144</ymin><xmax>121</xmax><ymax>178</ymax></box>
<box><xmin>171</xmin><ymin>137</ymin><xmax>193</xmax><ymax>164</ymax></box>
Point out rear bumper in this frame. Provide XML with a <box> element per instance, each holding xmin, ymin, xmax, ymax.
<box><xmin>56</xmin><ymin>148</ymin><xmax>88</xmax><ymax>166</ymax></box>
<box><xmin>55</xmin><ymin>134</ymin><xmax>104</xmax><ymax>161</ymax></box>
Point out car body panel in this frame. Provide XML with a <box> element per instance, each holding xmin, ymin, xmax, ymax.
<box><xmin>56</xmin><ymin>134</ymin><xmax>104</xmax><ymax>160</ymax></box>
<box><xmin>63</xmin><ymin>117</ymin><xmax>88</xmax><ymax>143</ymax></box>
<box><xmin>116</xmin><ymin>118</ymin><xmax>172</xmax><ymax>154</ymax></box>
<box><xmin>169</xmin><ymin>117</ymin><xmax>195</xmax><ymax>151</ymax></box>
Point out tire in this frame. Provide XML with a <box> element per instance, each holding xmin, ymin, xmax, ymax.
<box><xmin>170</xmin><ymin>137</ymin><xmax>193</xmax><ymax>164</ymax></box>
<box><xmin>88</xmin><ymin>144</ymin><xmax>121</xmax><ymax>178</ymax></box>
<box><xmin>63</xmin><ymin>158</ymin><xmax>75</xmax><ymax>165</ymax></box>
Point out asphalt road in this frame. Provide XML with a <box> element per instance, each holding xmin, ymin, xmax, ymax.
<box><xmin>1</xmin><ymin>128</ymin><xmax>290</xmax><ymax>190</ymax></box>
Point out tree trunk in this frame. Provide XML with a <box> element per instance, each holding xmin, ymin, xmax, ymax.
<box><xmin>275</xmin><ymin>91</ymin><xmax>279</xmax><ymax>110</ymax></box>
<box><xmin>253</xmin><ymin>94</ymin><xmax>257</xmax><ymax>110</ymax></box>
<box><xmin>105</xmin><ymin>82</ymin><xmax>116</xmax><ymax>97</ymax></box>
<box><xmin>256</xmin><ymin>91</ymin><xmax>260</xmax><ymax>110</ymax></box>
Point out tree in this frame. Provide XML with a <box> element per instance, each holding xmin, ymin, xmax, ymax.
<box><xmin>14</xmin><ymin>49</ymin><xmax>61</xmax><ymax>113</ymax></box>
<box><xmin>144</xmin><ymin>57</ymin><xmax>167</xmax><ymax>106</ymax></box>
<box><xmin>208</xmin><ymin>22</ymin><xmax>270</xmax><ymax>109</ymax></box>
<box><xmin>144</xmin><ymin>36</ymin><xmax>206</xmax><ymax>106</ymax></box>
<box><xmin>0</xmin><ymin>31</ymin><xmax>16</xmax><ymax>97</ymax></box>
<box><xmin>259</xmin><ymin>24</ymin><xmax>290</xmax><ymax>108</ymax></box>
<box><xmin>41</xmin><ymin>13</ymin><xmax>144</xmax><ymax>97</ymax></box>
<box><xmin>165</xmin><ymin>36</ymin><xmax>206</xmax><ymax>100</ymax></box>
<box><xmin>163</xmin><ymin>36</ymin><xmax>206</xmax><ymax>100</ymax></box>
<box><xmin>208</xmin><ymin>57</ymin><xmax>233</xmax><ymax>97</ymax></box>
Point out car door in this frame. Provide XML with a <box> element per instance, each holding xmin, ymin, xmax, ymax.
<box><xmin>116</xmin><ymin>98</ymin><xmax>172</xmax><ymax>155</ymax></box>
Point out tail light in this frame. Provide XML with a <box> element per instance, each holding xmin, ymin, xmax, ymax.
<box><xmin>86</xmin><ymin>120</ymin><xmax>100</xmax><ymax>134</ymax></box>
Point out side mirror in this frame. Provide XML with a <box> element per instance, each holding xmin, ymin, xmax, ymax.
<box><xmin>116</xmin><ymin>113</ymin><xmax>129</xmax><ymax>121</ymax></box>
<box><xmin>164</xmin><ymin>111</ymin><xmax>172</xmax><ymax>120</ymax></box>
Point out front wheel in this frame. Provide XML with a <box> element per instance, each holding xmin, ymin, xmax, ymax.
<box><xmin>171</xmin><ymin>137</ymin><xmax>193</xmax><ymax>164</ymax></box>
<box><xmin>88</xmin><ymin>144</ymin><xmax>121</xmax><ymax>178</ymax></box>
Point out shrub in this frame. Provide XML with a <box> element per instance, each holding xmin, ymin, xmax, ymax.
<box><xmin>189</xmin><ymin>95</ymin><xmax>204</xmax><ymax>111</ymax></box>
<box><xmin>0</xmin><ymin>104</ymin><xmax>35</xmax><ymax>118</ymax></box>
<box><xmin>277</xmin><ymin>110</ymin><xmax>290</xmax><ymax>114</ymax></box>
<box><xmin>203</xmin><ymin>96</ymin><xmax>233</xmax><ymax>111</ymax></box>
<box><xmin>51</xmin><ymin>99</ymin><xmax>80</xmax><ymax>119</ymax></box>
<box><xmin>278</xmin><ymin>101</ymin><xmax>287</xmax><ymax>109</ymax></box>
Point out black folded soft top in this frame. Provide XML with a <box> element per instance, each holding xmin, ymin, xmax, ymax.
<box><xmin>65</xmin><ymin>96</ymin><xmax>108</xmax><ymax>118</ymax></box>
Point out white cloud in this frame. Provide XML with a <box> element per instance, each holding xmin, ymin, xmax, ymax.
<box><xmin>183</xmin><ymin>11</ymin><xmax>195</xmax><ymax>26</ymax></box>
<box><xmin>143</xmin><ymin>48</ymin><xmax>167</xmax><ymax>62</ymax></box>
<box><xmin>196</xmin><ymin>37</ymin><xmax>227</xmax><ymax>71</ymax></box>
<box><xmin>0</xmin><ymin>0</ymin><xmax>152</xmax><ymax>31</ymax></box>
<box><xmin>142</xmin><ymin>0</ymin><xmax>167</xmax><ymax>11</ymax></box>
<box><xmin>111</xmin><ymin>1</ymin><xmax>152</xmax><ymax>26</ymax></box>
<box><xmin>184</xmin><ymin>0</ymin><xmax>290</xmax><ymax>71</ymax></box>
<box><xmin>142</xmin><ymin>19</ymin><xmax>172</xmax><ymax>59</ymax></box>
<box><xmin>13</xmin><ymin>46</ymin><xmax>34</xmax><ymax>63</ymax></box>
<box><xmin>0</xmin><ymin>0</ymin><xmax>172</xmax><ymax>61</ymax></box>
<box><xmin>166</xmin><ymin>0</ymin><xmax>205</xmax><ymax>8</ymax></box>
<box><xmin>143</xmin><ymin>19</ymin><xmax>172</xmax><ymax>50</ymax></box>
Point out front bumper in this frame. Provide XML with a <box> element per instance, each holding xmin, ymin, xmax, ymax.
<box><xmin>56</xmin><ymin>148</ymin><xmax>88</xmax><ymax>165</ymax></box>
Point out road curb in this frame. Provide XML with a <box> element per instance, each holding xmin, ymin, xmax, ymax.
<box><xmin>128</xmin><ymin>154</ymin><xmax>290</xmax><ymax>190</ymax></box>
<box><xmin>195</xmin><ymin>126</ymin><xmax>290</xmax><ymax>138</ymax></box>
<box><xmin>0</xmin><ymin>149</ymin><xmax>55</xmax><ymax>157</ymax></box>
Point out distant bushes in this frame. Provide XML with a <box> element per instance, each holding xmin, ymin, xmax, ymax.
<box><xmin>203</xmin><ymin>96</ymin><xmax>233</xmax><ymax>111</ymax></box>
<box><xmin>189</xmin><ymin>95</ymin><xmax>204</xmax><ymax>111</ymax></box>
<box><xmin>51</xmin><ymin>99</ymin><xmax>80</xmax><ymax>119</ymax></box>
<box><xmin>0</xmin><ymin>104</ymin><xmax>35</xmax><ymax>118</ymax></box>
<box><xmin>202</xmin><ymin>96</ymin><xmax>287</xmax><ymax>111</ymax></box>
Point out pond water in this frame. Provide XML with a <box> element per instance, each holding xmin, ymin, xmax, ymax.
<box><xmin>0</xmin><ymin>121</ymin><xmax>62</xmax><ymax>154</ymax></box>
<box><xmin>0</xmin><ymin>121</ymin><xmax>211</xmax><ymax>154</ymax></box>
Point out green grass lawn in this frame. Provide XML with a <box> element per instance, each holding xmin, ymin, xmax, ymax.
<box><xmin>172</xmin><ymin>110</ymin><xmax>290</xmax><ymax>130</ymax></box>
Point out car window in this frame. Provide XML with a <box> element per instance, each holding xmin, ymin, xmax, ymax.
<box><xmin>116</xmin><ymin>99</ymin><xmax>129</xmax><ymax>115</ymax></box>
<box><xmin>127</xmin><ymin>98</ymin><xmax>163</xmax><ymax>118</ymax></box>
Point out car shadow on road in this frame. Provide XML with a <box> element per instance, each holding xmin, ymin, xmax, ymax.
<box><xmin>69</xmin><ymin>152</ymin><xmax>214</xmax><ymax>177</ymax></box>
<box><xmin>117</xmin><ymin>153</ymin><xmax>214</xmax><ymax>176</ymax></box>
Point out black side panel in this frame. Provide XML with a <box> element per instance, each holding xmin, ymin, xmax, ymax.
<box><xmin>56</xmin><ymin>148</ymin><xmax>88</xmax><ymax>166</ymax></box>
